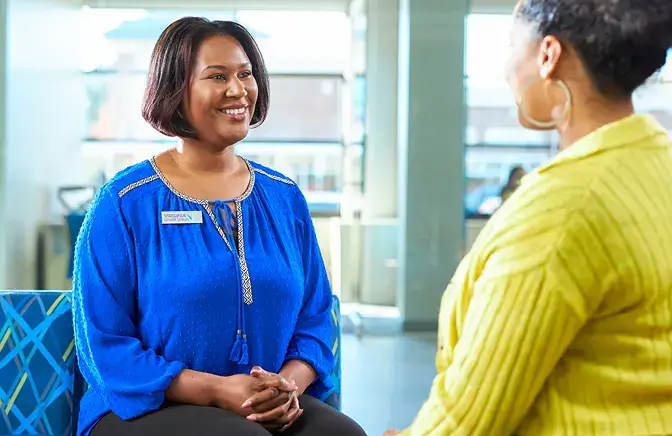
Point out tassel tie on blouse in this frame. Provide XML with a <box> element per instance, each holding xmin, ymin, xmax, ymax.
<box><xmin>215</xmin><ymin>201</ymin><xmax>249</xmax><ymax>366</ymax></box>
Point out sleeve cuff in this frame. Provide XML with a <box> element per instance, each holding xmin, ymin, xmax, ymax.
<box><xmin>110</xmin><ymin>360</ymin><xmax>186</xmax><ymax>420</ymax></box>
<box><xmin>285</xmin><ymin>349</ymin><xmax>333</xmax><ymax>381</ymax></box>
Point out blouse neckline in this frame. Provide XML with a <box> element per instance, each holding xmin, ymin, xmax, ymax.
<box><xmin>148</xmin><ymin>155</ymin><xmax>256</xmax><ymax>205</ymax></box>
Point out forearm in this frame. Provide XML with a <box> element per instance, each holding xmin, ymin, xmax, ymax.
<box><xmin>279</xmin><ymin>360</ymin><xmax>316</xmax><ymax>395</ymax></box>
<box><xmin>165</xmin><ymin>369</ymin><xmax>224</xmax><ymax>407</ymax></box>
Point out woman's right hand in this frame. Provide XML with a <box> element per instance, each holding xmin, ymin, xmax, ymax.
<box><xmin>214</xmin><ymin>373</ymin><xmax>297</xmax><ymax>416</ymax></box>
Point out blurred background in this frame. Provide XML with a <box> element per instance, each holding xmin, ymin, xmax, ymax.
<box><xmin>0</xmin><ymin>0</ymin><xmax>670</xmax><ymax>433</ymax></box>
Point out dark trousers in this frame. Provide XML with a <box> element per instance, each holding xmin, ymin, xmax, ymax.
<box><xmin>91</xmin><ymin>395</ymin><xmax>367</xmax><ymax>436</ymax></box>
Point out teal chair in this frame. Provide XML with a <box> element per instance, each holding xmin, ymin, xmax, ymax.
<box><xmin>0</xmin><ymin>291</ymin><xmax>341</xmax><ymax>435</ymax></box>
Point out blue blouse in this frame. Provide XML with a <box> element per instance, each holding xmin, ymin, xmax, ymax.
<box><xmin>72</xmin><ymin>158</ymin><xmax>335</xmax><ymax>436</ymax></box>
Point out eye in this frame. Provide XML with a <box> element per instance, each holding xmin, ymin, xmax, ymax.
<box><xmin>210</xmin><ymin>73</ymin><xmax>226</xmax><ymax>81</ymax></box>
<box><xmin>239</xmin><ymin>70</ymin><xmax>253</xmax><ymax>79</ymax></box>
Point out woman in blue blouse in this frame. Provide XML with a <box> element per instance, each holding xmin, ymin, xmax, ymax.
<box><xmin>73</xmin><ymin>17</ymin><xmax>365</xmax><ymax>436</ymax></box>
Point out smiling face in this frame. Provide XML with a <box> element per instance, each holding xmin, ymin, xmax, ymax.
<box><xmin>185</xmin><ymin>34</ymin><xmax>258</xmax><ymax>146</ymax></box>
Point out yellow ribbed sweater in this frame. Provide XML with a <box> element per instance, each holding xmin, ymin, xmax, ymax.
<box><xmin>401</xmin><ymin>115</ymin><xmax>672</xmax><ymax>435</ymax></box>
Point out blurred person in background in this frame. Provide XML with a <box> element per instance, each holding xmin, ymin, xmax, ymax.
<box><xmin>387</xmin><ymin>0</ymin><xmax>672</xmax><ymax>434</ymax></box>
<box><xmin>500</xmin><ymin>165</ymin><xmax>526</xmax><ymax>203</ymax></box>
<box><xmin>73</xmin><ymin>17</ymin><xmax>365</xmax><ymax>436</ymax></box>
<box><xmin>475</xmin><ymin>166</ymin><xmax>528</xmax><ymax>214</ymax></box>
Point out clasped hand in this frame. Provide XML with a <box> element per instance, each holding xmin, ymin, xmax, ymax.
<box><xmin>232</xmin><ymin>366</ymin><xmax>303</xmax><ymax>432</ymax></box>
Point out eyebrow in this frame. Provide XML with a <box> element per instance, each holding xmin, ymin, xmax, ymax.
<box><xmin>202</xmin><ymin>62</ymin><xmax>251</xmax><ymax>72</ymax></box>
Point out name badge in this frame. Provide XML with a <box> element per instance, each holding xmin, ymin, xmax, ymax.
<box><xmin>161</xmin><ymin>211</ymin><xmax>203</xmax><ymax>225</ymax></box>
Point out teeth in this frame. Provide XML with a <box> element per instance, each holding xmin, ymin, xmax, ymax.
<box><xmin>224</xmin><ymin>108</ymin><xmax>246</xmax><ymax>115</ymax></box>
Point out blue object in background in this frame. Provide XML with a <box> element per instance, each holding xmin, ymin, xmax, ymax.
<box><xmin>66</xmin><ymin>212</ymin><xmax>86</xmax><ymax>279</ymax></box>
<box><xmin>464</xmin><ymin>184</ymin><xmax>501</xmax><ymax>215</ymax></box>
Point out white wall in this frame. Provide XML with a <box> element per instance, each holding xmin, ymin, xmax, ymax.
<box><xmin>2</xmin><ymin>0</ymin><xmax>87</xmax><ymax>288</ymax></box>
<box><xmin>0</xmin><ymin>0</ymin><xmax>7</xmax><ymax>288</ymax></box>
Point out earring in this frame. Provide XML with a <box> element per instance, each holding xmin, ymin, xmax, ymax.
<box><xmin>517</xmin><ymin>79</ymin><xmax>572</xmax><ymax>128</ymax></box>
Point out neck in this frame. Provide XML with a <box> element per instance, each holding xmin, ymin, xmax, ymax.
<box><xmin>557</xmin><ymin>99</ymin><xmax>635</xmax><ymax>150</ymax></box>
<box><xmin>171</xmin><ymin>139</ymin><xmax>240</xmax><ymax>174</ymax></box>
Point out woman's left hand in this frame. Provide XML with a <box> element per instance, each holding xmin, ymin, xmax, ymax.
<box><xmin>242</xmin><ymin>366</ymin><xmax>304</xmax><ymax>431</ymax></box>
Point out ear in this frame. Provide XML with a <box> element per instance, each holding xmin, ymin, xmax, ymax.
<box><xmin>537</xmin><ymin>35</ymin><xmax>563</xmax><ymax>79</ymax></box>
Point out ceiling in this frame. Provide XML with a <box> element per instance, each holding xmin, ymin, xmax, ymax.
<box><xmin>58</xmin><ymin>0</ymin><xmax>517</xmax><ymax>13</ymax></box>
<box><xmin>59</xmin><ymin>0</ymin><xmax>353</xmax><ymax>11</ymax></box>
<box><xmin>471</xmin><ymin>0</ymin><xmax>517</xmax><ymax>13</ymax></box>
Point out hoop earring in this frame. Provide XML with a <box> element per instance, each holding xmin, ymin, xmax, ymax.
<box><xmin>517</xmin><ymin>79</ymin><xmax>572</xmax><ymax>128</ymax></box>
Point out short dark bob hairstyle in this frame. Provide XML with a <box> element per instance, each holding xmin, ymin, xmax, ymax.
<box><xmin>141</xmin><ymin>17</ymin><xmax>270</xmax><ymax>138</ymax></box>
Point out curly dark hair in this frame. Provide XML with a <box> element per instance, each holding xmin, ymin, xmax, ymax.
<box><xmin>142</xmin><ymin>18</ymin><xmax>270</xmax><ymax>139</ymax></box>
<box><xmin>515</xmin><ymin>0</ymin><xmax>672</xmax><ymax>99</ymax></box>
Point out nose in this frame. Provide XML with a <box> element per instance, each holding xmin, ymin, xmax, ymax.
<box><xmin>225</xmin><ymin>78</ymin><xmax>247</xmax><ymax>98</ymax></box>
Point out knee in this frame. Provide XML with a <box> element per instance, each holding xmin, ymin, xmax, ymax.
<box><xmin>330</xmin><ymin>414</ymin><xmax>366</xmax><ymax>436</ymax></box>
<box><xmin>304</xmin><ymin>407</ymin><xmax>366</xmax><ymax>435</ymax></box>
<box><xmin>330</xmin><ymin>415</ymin><xmax>367</xmax><ymax>436</ymax></box>
<box><xmin>165</xmin><ymin>405</ymin><xmax>270</xmax><ymax>436</ymax></box>
<box><xmin>297</xmin><ymin>396</ymin><xmax>366</xmax><ymax>435</ymax></box>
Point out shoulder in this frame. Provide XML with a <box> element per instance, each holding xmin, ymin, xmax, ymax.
<box><xmin>102</xmin><ymin>160</ymin><xmax>161</xmax><ymax>201</ymax></box>
<box><xmin>249</xmin><ymin>160</ymin><xmax>296</xmax><ymax>187</ymax></box>
<box><xmin>248</xmin><ymin>161</ymin><xmax>310</xmax><ymax>215</ymax></box>
<box><xmin>248</xmin><ymin>160</ymin><xmax>308</xmax><ymax>208</ymax></box>
<box><xmin>474</xmin><ymin>166</ymin><xmax>605</xmax><ymax>274</ymax></box>
<box><xmin>86</xmin><ymin>160</ymin><xmax>160</xmax><ymax>230</ymax></box>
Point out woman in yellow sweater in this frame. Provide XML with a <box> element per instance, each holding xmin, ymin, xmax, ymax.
<box><xmin>386</xmin><ymin>1</ymin><xmax>672</xmax><ymax>435</ymax></box>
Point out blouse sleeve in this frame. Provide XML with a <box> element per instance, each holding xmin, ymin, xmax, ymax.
<box><xmin>284</xmin><ymin>188</ymin><xmax>335</xmax><ymax>386</ymax></box>
<box><xmin>72</xmin><ymin>187</ymin><xmax>186</xmax><ymax>420</ymax></box>
<box><xmin>400</xmin><ymin>268</ymin><xmax>586</xmax><ymax>435</ymax></box>
<box><xmin>400</xmin><ymin>194</ymin><xmax>612</xmax><ymax>435</ymax></box>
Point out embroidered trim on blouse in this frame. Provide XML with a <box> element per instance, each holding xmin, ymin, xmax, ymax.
<box><xmin>149</xmin><ymin>156</ymin><xmax>255</xmax><ymax>305</ymax></box>
<box><xmin>118</xmin><ymin>174</ymin><xmax>160</xmax><ymax>198</ymax></box>
<box><xmin>149</xmin><ymin>156</ymin><xmax>256</xmax><ymax>203</ymax></box>
<box><xmin>254</xmin><ymin>168</ymin><xmax>295</xmax><ymax>185</ymax></box>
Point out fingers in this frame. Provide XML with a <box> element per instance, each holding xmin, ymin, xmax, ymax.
<box><xmin>241</xmin><ymin>387</ymin><xmax>281</xmax><ymax>409</ymax></box>
<box><xmin>249</xmin><ymin>366</ymin><xmax>296</xmax><ymax>392</ymax></box>
<box><xmin>250</xmin><ymin>366</ymin><xmax>268</xmax><ymax>377</ymax></box>
<box><xmin>279</xmin><ymin>408</ymin><xmax>303</xmax><ymax>432</ymax></box>
<box><xmin>251</xmin><ymin>392</ymin><xmax>290</xmax><ymax>414</ymax></box>
<box><xmin>253</xmin><ymin>373</ymin><xmax>297</xmax><ymax>393</ymax></box>
<box><xmin>279</xmin><ymin>395</ymin><xmax>303</xmax><ymax>432</ymax></box>
<box><xmin>246</xmin><ymin>393</ymin><xmax>292</xmax><ymax>423</ymax></box>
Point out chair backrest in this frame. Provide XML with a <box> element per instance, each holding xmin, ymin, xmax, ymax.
<box><xmin>323</xmin><ymin>294</ymin><xmax>341</xmax><ymax>410</ymax></box>
<box><xmin>0</xmin><ymin>291</ymin><xmax>75</xmax><ymax>435</ymax></box>
<box><xmin>0</xmin><ymin>290</ymin><xmax>342</xmax><ymax>435</ymax></box>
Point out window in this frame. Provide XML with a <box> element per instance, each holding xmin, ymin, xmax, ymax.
<box><xmin>235</xmin><ymin>11</ymin><xmax>350</xmax><ymax>73</ymax></box>
<box><xmin>79</xmin><ymin>8</ymin><xmax>360</xmax><ymax>215</ymax></box>
<box><xmin>464</xmin><ymin>14</ymin><xmax>553</xmax><ymax>216</ymax></box>
<box><xmin>248</xmin><ymin>75</ymin><xmax>343</xmax><ymax>142</ymax></box>
<box><xmin>634</xmin><ymin>50</ymin><xmax>672</xmax><ymax>130</ymax></box>
<box><xmin>85</xmin><ymin>73</ymin><xmax>343</xmax><ymax>143</ymax></box>
<box><xmin>464</xmin><ymin>15</ymin><xmax>671</xmax><ymax>217</ymax></box>
<box><xmin>352</xmin><ymin>74</ymin><xmax>366</xmax><ymax>144</ymax></box>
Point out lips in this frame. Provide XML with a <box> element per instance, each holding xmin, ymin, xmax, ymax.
<box><xmin>221</xmin><ymin>107</ymin><xmax>247</xmax><ymax>115</ymax></box>
<box><xmin>218</xmin><ymin>105</ymin><xmax>248</xmax><ymax>121</ymax></box>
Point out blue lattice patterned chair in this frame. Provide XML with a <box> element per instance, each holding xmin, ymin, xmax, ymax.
<box><xmin>0</xmin><ymin>290</ymin><xmax>342</xmax><ymax>435</ymax></box>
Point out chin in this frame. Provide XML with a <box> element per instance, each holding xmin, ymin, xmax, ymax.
<box><xmin>517</xmin><ymin>112</ymin><xmax>537</xmax><ymax>130</ymax></box>
<box><xmin>219</xmin><ymin>128</ymin><xmax>250</xmax><ymax>146</ymax></box>
<box><xmin>516</xmin><ymin>108</ymin><xmax>554</xmax><ymax>131</ymax></box>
